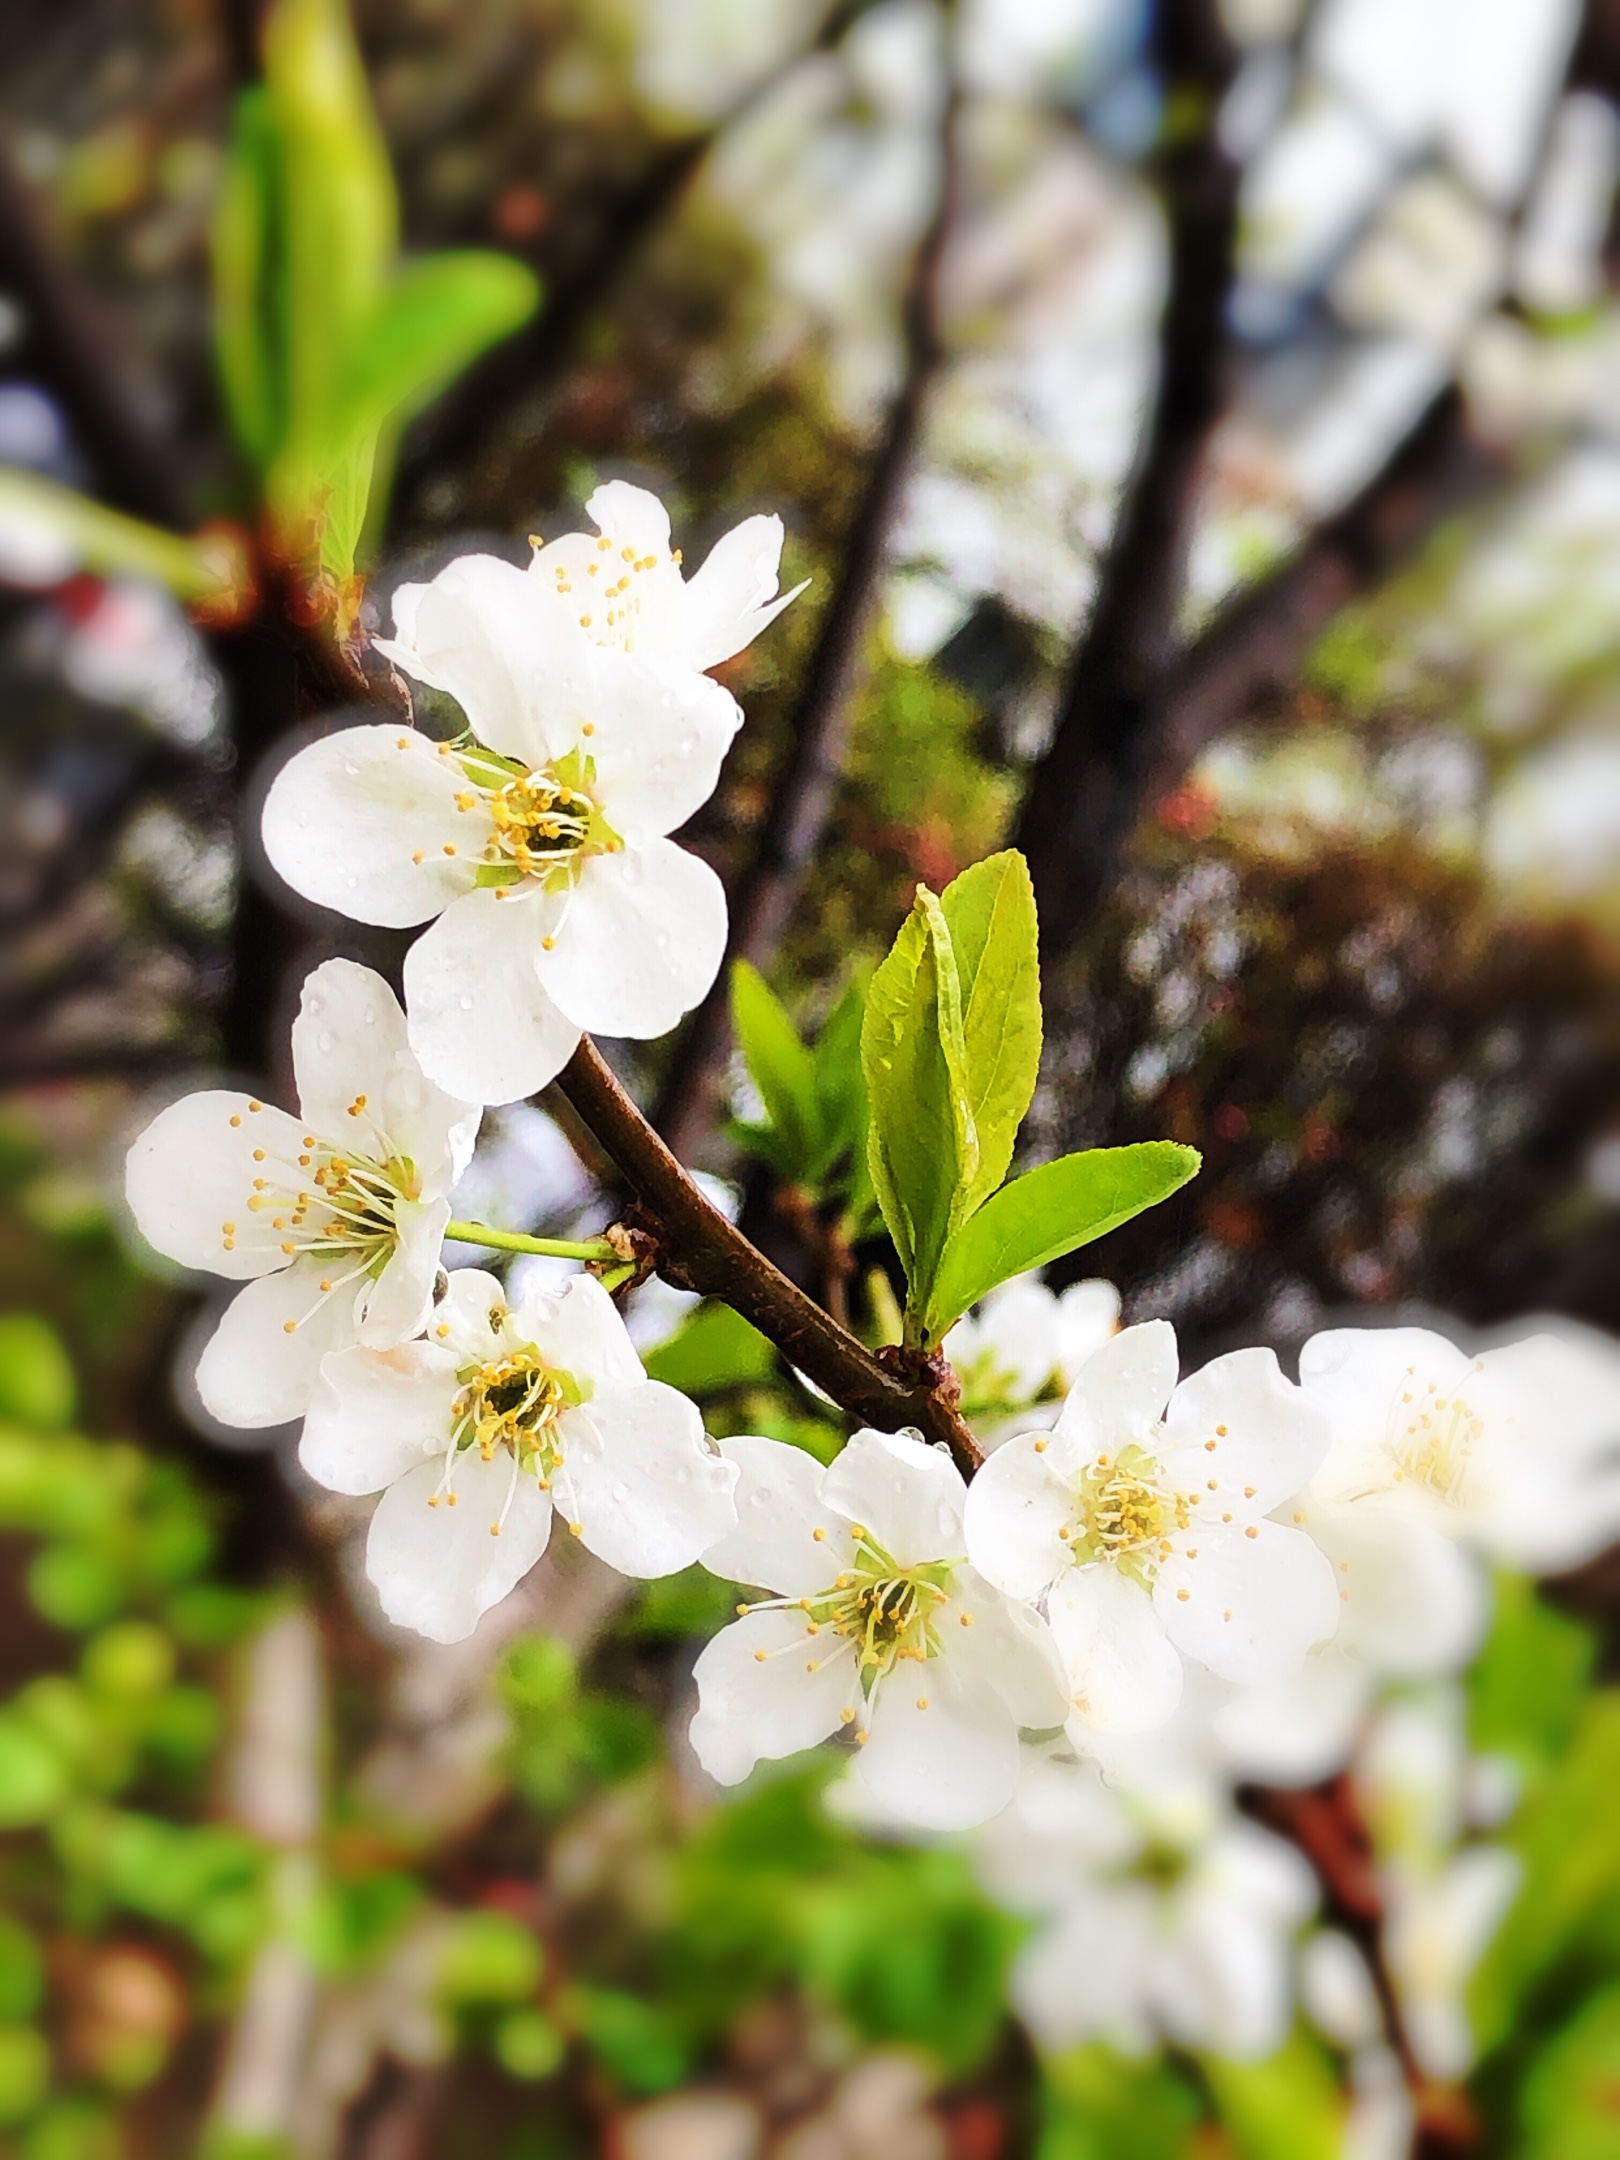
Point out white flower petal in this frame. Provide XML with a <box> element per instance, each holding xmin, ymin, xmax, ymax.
<box><xmin>1156</xmin><ymin>1521</ymin><xmax>1339</xmax><ymax>1686</ymax></box>
<box><xmin>582</xmin><ymin>657</ymin><xmax>740</xmax><ymax>843</ymax></box>
<box><xmin>510</xmin><ymin>1270</ymin><xmax>644</xmax><ymax>1395</ymax></box>
<box><xmin>434</xmin><ymin>1267</ymin><xmax>507</xmax><ymax>1361</ymax></box>
<box><xmin>1161</xmin><ymin>1347</ymin><xmax>1328</xmax><ymax>1514</ymax></box>
<box><xmin>301</xmin><ymin>1342</ymin><xmax>457</xmax><ymax>1494</ymax></box>
<box><xmin>195</xmin><ymin>1259</ymin><xmax>363</xmax><ymax>1427</ymax></box>
<box><xmin>586</xmin><ymin>480</ymin><xmax>672</xmax><ymax>560</ymax></box>
<box><xmin>559</xmin><ymin>1382</ymin><xmax>738</xmax><ymax>1576</ymax></box>
<box><xmin>959</xmin><ymin>1279</ymin><xmax>1061</xmax><ymax>1400</ymax></box>
<box><xmin>701</xmin><ymin>1434</ymin><xmax>853</xmax><ymax>1596</ymax></box>
<box><xmin>1053</xmin><ymin>1279</ymin><xmax>1122</xmax><ymax>1383</ymax></box>
<box><xmin>856</xmin><ymin>1643</ymin><xmax>1023</xmax><ymax>1831</ymax></box>
<box><xmin>126</xmin><ymin>1091</ymin><xmax>307</xmax><ymax>1280</ymax></box>
<box><xmin>1048</xmin><ymin>1564</ymin><xmax>1184</xmax><ymax>1734</ymax></box>
<box><xmin>403</xmin><ymin>887</ymin><xmax>581</xmax><ymax>1107</ymax></box>
<box><xmin>1299</xmin><ymin>1326</ymin><xmax>1470</xmax><ymax>1501</ymax></box>
<box><xmin>962</xmin><ymin>1429</ymin><xmax>1074</xmax><ymax>1599</ymax></box>
<box><xmin>1298</xmin><ymin>1500</ymin><xmax>1488</xmax><ymax>1677</ymax></box>
<box><xmin>355</xmin><ymin>1197</ymin><xmax>448</xmax><ymax>1348</ymax></box>
<box><xmin>689</xmin><ymin>1609</ymin><xmax>855</xmax><ymax>1784</ymax></box>
<box><xmin>679</xmin><ymin>514</ymin><xmax>806</xmax><ymax>670</ymax></box>
<box><xmin>1010</xmin><ymin>1886</ymin><xmax>1158</xmax><ymax>2050</ymax></box>
<box><xmin>261</xmin><ymin>727</ymin><xmax>477</xmax><ymax>927</ymax></box>
<box><xmin>946</xmin><ymin>1574</ymin><xmax>1068</xmax><ymax>1730</ymax></box>
<box><xmin>366</xmin><ymin>1449</ymin><xmax>554</xmax><ymax>1643</ymax></box>
<box><xmin>1214</xmin><ymin>1647</ymin><xmax>1373</xmax><ymax>1786</ymax></box>
<box><xmin>290</xmin><ymin>959</ymin><xmax>478</xmax><ymax>1191</ymax></box>
<box><xmin>533</xmin><ymin>838</ymin><xmax>726</xmax><ymax>1040</ymax></box>
<box><xmin>376</xmin><ymin>555</ymin><xmax>584</xmax><ymax>768</ymax></box>
<box><xmin>1055</xmin><ymin>1319</ymin><xmax>1179</xmax><ymax>1454</ymax></box>
<box><xmin>819</xmin><ymin>1426</ymin><xmax>967</xmax><ymax>1566</ymax></box>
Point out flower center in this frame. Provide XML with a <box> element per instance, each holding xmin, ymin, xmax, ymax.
<box><xmin>807</xmin><ymin>1530</ymin><xmax>958</xmax><ymax>1693</ymax></box>
<box><xmin>443</xmin><ymin>740</ymin><xmax>623</xmax><ymax>892</ymax></box>
<box><xmin>1065</xmin><ymin>1443</ymin><xmax>1187</xmax><ymax>1584</ymax></box>
<box><xmin>1386</xmin><ymin>1373</ymin><xmax>1484</xmax><ymax>1502</ymax></box>
<box><xmin>221</xmin><ymin>1101</ymin><xmax>416</xmax><ymax>1333</ymax></box>
<box><xmin>452</xmin><ymin>1345</ymin><xmax>583</xmax><ymax>1480</ymax></box>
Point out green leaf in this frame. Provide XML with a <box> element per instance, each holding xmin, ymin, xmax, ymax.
<box><xmin>1518</xmin><ymin>1983</ymin><xmax>1620</xmax><ymax>2159</ymax></box>
<box><xmin>809</xmin><ymin>968</ymin><xmax>871</xmax><ymax>1178</ymax></box>
<box><xmin>0</xmin><ymin>1315</ymin><xmax>74</xmax><ymax>1430</ymax></box>
<box><xmin>861</xmin><ymin>886</ymin><xmax>975</xmax><ymax>1305</ymax></box>
<box><xmin>731</xmin><ymin>962</ymin><xmax>824</xmax><ymax>1179</ymax></box>
<box><xmin>1470</xmin><ymin>1692</ymin><xmax>1620</xmax><ymax>2052</ymax></box>
<box><xmin>1201</xmin><ymin>2030</ymin><xmax>1343</xmax><ymax>2160</ymax></box>
<box><xmin>211</xmin><ymin>86</ymin><xmax>283</xmax><ymax>465</ymax></box>
<box><xmin>643</xmin><ymin>1302</ymin><xmax>776</xmax><ymax>1394</ymax></box>
<box><xmin>1039</xmin><ymin>2045</ymin><xmax>1201</xmax><ymax>2160</ymax></box>
<box><xmin>1468</xmin><ymin>1570</ymin><xmax>1594</xmax><ymax>1781</ymax></box>
<box><xmin>939</xmin><ymin>850</ymin><xmax>1041</xmax><ymax>1216</ymax></box>
<box><xmin>926</xmin><ymin>1142</ymin><xmax>1200</xmax><ymax>1342</ymax></box>
<box><xmin>342</xmin><ymin>252</ymin><xmax>539</xmax><ymax>436</ymax></box>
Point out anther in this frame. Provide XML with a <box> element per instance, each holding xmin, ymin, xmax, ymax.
<box><xmin>1244</xmin><ymin>1524</ymin><xmax>1259</xmax><ymax>1539</ymax></box>
<box><xmin>229</xmin><ymin>1114</ymin><xmax>242</xmax><ymax>1128</ymax></box>
<box><xmin>915</xmin><ymin>1697</ymin><xmax>928</xmax><ymax>1711</ymax></box>
<box><xmin>1033</xmin><ymin>1439</ymin><xmax>1048</xmax><ymax>1453</ymax></box>
<box><xmin>812</xmin><ymin>1527</ymin><xmax>826</xmax><ymax>1542</ymax></box>
<box><xmin>1176</xmin><ymin>1588</ymin><xmax>1190</xmax><ymax>1602</ymax></box>
<box><xmin>443</xmin><ymin>843</ymin><xmax>457</xmax><ymax>857</ymax></box>
<box><xmin>959</xmin><ymin>1612</ymin><xmax>973</xmax><ymax>1626</ymax></box>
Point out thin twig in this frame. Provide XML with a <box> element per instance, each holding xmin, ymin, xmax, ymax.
<box><xmin>1015</xmin><ymin>0</ymin><xmax>1242</xmax><ymax>951</ymax></box>
<box><xmin>557</xmin><ymin>1037</ymin><xmax>982</xmax><ymax>1474</ymax></box>
<box><xmin>1245</xmin><ymin>1778</ymin><xmax>1478</xmax><ymax>2159</ymax></box>
<box><xmin>654</xmin><ymin>75</ymin><xmax>963</xmax><ymax>1158</ymax></box>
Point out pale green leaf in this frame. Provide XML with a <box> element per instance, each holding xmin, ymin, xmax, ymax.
<box><xmin>939</xmin><ymin>850</ymin><xmax>1041</xmax><ymax>1217</ymax></box>
<box><xmin>731</xmin><ymin>962</ymin><xmax>823</xmax><ymax>1180</ymax></box>
<box><xmin>342</xmin><ymin>252</ymin><xmax>539</xmax><ymax>435</ymax></box>
<box><xmin>211</xmin><ymin>87</ymin><xmax>283</xmax><ymax>466</ymax></box>
<box><xmin>925</xmin><ymin>1141</ymin><xmax>1199</xmax><ymax>1341</ymax></box>
<box><xmin>1201</xmin><ymin>2031</ymin><xmax>1343</xmax><ymax>2160</ymax></box>
<box><xmin>860</xmin><ymin>887</ymin><xmax>975</xmax><ymax>1300</ymax></box>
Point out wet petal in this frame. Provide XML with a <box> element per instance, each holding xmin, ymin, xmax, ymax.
<box><xmin>261</xmin><ymin>726</ymin><xmax>478</xmax><ymax>927</ymax></box>
<box><xmin>301</xmin><ymin>1341</ymin><xmax>457</xmax><ymax>1494</ymax></box>
<box><xmin>689</xmin><ymin>1610</ymin><xmax>854</xmax><ymax>1784</ymax></box>
<box><xmin>820</xmin><ymin>1427</ymin><xmax>967</xmax><ymax>1567</ymax></box>
<box><xmin>366</xmin><ymin>1448</ymin><xmax>554</xmax><ymax>1643</ymax></box>
<box><xmin>534</xmin><ymin>838</ymin><xmax>726</xmax><ymax>1040</ymax></box>
<box><xmin>962</xmin><ymin>1427</ymin><xmax>1074</xmax><ymax>1600</ymax></box>
<box><xmin>856</xmin><ymin>1648</ymin><xmax>1022</xmax><ymax>1832</ymax></box>
<box><xmin>1156</xmin><ymin>1521</ymin><xmax>1339</xmax><ymax>1686</ymax></box>
<box><xmin>701</xmin><ymin>1434</ymin><xmax>853</xmax><ymax>1597</ymax></box>
<box><xmin>1048</xmin><ymin>1564</ymin><xmax>1183</xmax><ymax>1735</ymax></box>
<box><xmin>403</xmin><ymin>886</ymin><xmax>581</xmax><ymax>1107</ymax></box>
<box><xmin>126</xmin><ymin>1090</ymin><xmax>307</xmax><ymax>1280</ymax></box>
<box><xmin>559</xmin><ymin>1382</ymin><xmax>738</xmax><ymax>1576</ymax></box>
<box><xmin>195</xmin><ymin>1258</ymin><xmax>363</xmax><ymax>1427</ymax></box>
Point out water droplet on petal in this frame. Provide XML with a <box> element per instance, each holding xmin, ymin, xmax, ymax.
<box><xmin>752</xmin><ymin>1487</ymin><xmax>773</xmax><ymax>1509</ymax></box>
<box><xmin>344</xmin><ymin>761</ymin><xmax>359</xmax><ymax>778</ymax></box>
<box><xmin>459</xmin><ymin>996</ymin><xmax>474</xmax><ymax>1011</ymax></box>
<box><xmin>318</xmin><ymin>1031</ymin><xmax>334</xmax><ymax>1053</ymax></box>
<box><xmin>678</xmin><ymin>732</ymin><xmax>696</xmax><ymax>755</ymax></box>
<box><xmin>611</xmin><ymin>1481</ymin><xmax>629</xmax><ymax>1504</ymax></box>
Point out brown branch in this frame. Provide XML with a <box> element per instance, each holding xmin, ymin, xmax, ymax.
<box><xmin>1015</xmin><ymin>0</ymin><xmax>1242</xmax><ymax>950</ymax></box>
<box><xmin>557</xmin><ymin>1036</ymin><xmax>982</xmax><ymax>1474</ymax></box>
<box><xmin>1140</xmin><ymin>389</ymin><xmax>1501</xmax><ymax>808</ymax></box>
<box><xmin>1245</xmin><ymin>1778</ymin><xmax>1478</xmax><ymax>2159</ymax></box>
<box><xmin>653</xmin><ymin>82</ymin><xmax>962</xmax><ymax>1159</ymax></box>
<box><xmin>397</xmin><ymin>0</ymin><xmax>879</xmax><ymax>503</ymax></box>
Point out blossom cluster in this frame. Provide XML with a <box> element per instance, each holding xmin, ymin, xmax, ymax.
<box><xmin>126</xmin><ymin>486</ymin><xmax>799</xmax><ymax>1637</ymax></box>
<box><xmin>121</xmin><ymin>486</ymin><xmax>1620</xmax><ymax>2083</ymax></box>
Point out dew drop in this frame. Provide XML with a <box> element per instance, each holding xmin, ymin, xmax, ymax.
<box><xmin>459</xmin><ymin>996</ymin><xmax>474</xmax><ymax>1011</ymax></box>
<box><xmin>318</xmin><ymin>1031</ymin><xmax>334</xmax><ymax>1053</ymax></box>
<box><xmin>678</xmin><ymin>732</ymin><xmax>697</xmax><ymax>755</ymax></box>
<box><xmin>611</xmin><ymin>1481</ymin><xmax>629</xmax><ymax>1504</ymax></box>
<box><xmin>751</xmin><ymin>1487</ymin><xmax>774</xmax><ymax>1509</ymax></box>
<box><xmin>344</xmin><ymin>761</ymin><xmax>359</xmax><ymax>778</ymax></box>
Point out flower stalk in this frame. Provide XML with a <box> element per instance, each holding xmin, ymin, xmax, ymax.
<box><xmin>444</xmin><ymin>1223</ymin><xmax>620</xmax><ymax>1263</ymax></box>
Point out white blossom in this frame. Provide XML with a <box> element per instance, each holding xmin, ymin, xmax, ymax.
<box><xmin>690</xmin><ymin>1428</ymin><xmax>1067</xmax><ymax>1831</ymax></box>
<box><xmin>125</xmin><ymin>960</ymin><xmax>478</xmax><ymax>1427</ymax></box>
<box><xmin>980</xmin><ymin>1758</ymin><xmax>1316</xmax><ymax>2060</ymax></box>
<box><xmin>1354</xmin><ymin>1689</ymin><xmax>1522</xmax><ymax>2082</ymax></box>
<box><xmin>1297</xmin><ymin>1320</ymin><xmax>1620</xmax><ymax>1580</ymax></box>
<box><xmin>949</xmin><ymin>1275</ymin><xmax>1121</xmax><ymax>1437</ymax></box>
<box><xmin>261</xmin><ymin>486</ymin><xmax>801</xmax><ymax>1107</ymax></box>
<box><xmin>302</xmin><ymin>1268</ymin><xmax>738</xmax><ymax>1643</ymax></box>
<box><xmin>964</xmin><ymin>1322</ymin><xmax>1338</xmax><ymax>1738</ymax></box>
